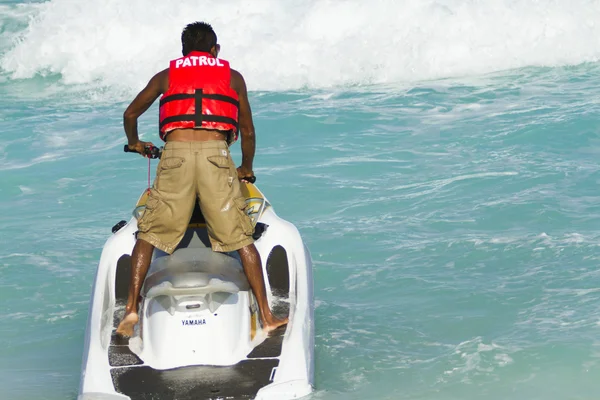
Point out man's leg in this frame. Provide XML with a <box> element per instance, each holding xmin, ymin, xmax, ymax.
<box><xmin>115</xmin><ymin>143</ymin><xmax>195</xmax><ymax>337</ymax></box>
<box><xmin>238</xmin><ymin>243</ymin><xmax>288</xmax><ymax>333</ymax></box>
<box><xmin>195</xmin><ymin>141</ymin><xmax>286</xmax><ymax>333</ymax></box>
<box><xmin>116</xmin><ymin>238</ymin><xmax>155</xmax><ymax>337</ymax></box>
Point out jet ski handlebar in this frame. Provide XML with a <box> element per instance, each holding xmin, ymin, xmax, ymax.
<box><xmin>123</xmin><ymin>144</ymin><xmax>162</xmax><ymax>159</ymax></box>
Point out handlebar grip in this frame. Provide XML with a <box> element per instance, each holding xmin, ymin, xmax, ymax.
<box><xmin>123</xmin><ymin>144</ymin><xmax>162</xmax><ymax>159</ymax></box>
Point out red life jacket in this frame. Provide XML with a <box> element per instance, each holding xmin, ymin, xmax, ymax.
<box><xmin>159</xmin><ymin>51</ymin><xmax>239</xmax><ymax>144</ymax></box>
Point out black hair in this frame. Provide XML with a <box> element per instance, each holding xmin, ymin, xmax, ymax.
<box><xmin>181</xmin><ymin>21</ymin><xmax>217</xmax><ymax>55</ymax></box>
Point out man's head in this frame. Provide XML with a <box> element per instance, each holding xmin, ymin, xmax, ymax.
<box><xmin>181</xmin><ymin>21</ymin><xmax>220</xmax><ymax>57</ymax></box>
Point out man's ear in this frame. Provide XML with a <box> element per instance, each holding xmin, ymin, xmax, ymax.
<box><xmin>211</xmin><ymin>44</ymin><xmax>221</xmax><ymax>57</ymax></box>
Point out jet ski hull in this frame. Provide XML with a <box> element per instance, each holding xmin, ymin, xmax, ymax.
<box><xmin>78</xmin><ymin>183</ymin><xmax>314</xmax><ymax>400</ymax></box>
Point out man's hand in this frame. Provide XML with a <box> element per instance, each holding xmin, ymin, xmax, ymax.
<box><xmin>128</xmin><ymin>140</ymin><xmax>155</xmax><ymax>157</ymax></box>
<box><xmin>237</xmin><ymin>166</ymin><xmax>255</xmax><ymax>182</ymax></box>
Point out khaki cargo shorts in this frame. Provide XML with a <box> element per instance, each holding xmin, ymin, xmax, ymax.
<box><xmin>137</xmin><ymin>140</ymin><xmax>255</xmax><ymax>254</ymax></box>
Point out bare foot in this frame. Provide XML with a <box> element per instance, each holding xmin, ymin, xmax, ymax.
<box><xmin>263</xmin><ymin>315</ymin><xmax>289</xmax><ymax>336</ymax></box>
<box><xmin>116</xmin><ymin>312</ymin><xmax>139</xmax><ymax>337</ymax></box>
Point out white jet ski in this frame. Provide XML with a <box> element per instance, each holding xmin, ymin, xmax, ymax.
<box><xmin>78</xmin><ymin>147</ymin><xmax>314</xmax><ymax>400</ymax></box>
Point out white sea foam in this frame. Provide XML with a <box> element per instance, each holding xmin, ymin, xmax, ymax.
<box><xmin>0</xmin><ymin>3</ymin><xmax>41</xmax><ymax>52</ymax></box>
<box><xmin>2</xmin><ymin>0</ymin><xmax>600</xmax><ymax>92</ymax></box>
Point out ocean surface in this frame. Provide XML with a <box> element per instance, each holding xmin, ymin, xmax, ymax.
<box><xmin>2</xmin><ymin>1</ymin><xmax>600</xmax><ymax>399</ymax></box>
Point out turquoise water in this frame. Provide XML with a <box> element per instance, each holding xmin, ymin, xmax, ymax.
<box><xmin>3</xmin><ymin>1</ymin><xmax>600</xmax><ymax>399</ymax></box>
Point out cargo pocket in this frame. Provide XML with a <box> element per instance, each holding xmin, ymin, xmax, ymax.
<box><xmin>155</xmin><ymin>157</ymin><xmax>185</xmax><ymax>189</ymax></box>
<box><xmin>234</xmin><ymin>196</ymin><xmax>254</xmax><ymax>236</ymax></box>
<box><xmin>138</xmin><ymin>195</ymin><xmax>160</xmax><ymax>230</ymax></box>
<box><xmin>207</xmin><ymin>155</ymin><xmax>235</xmax><ymax>187</ymax></box>
<box><xmin>159</xmin><ymin>157</ymin><xmax>185</xmax><ymax>170</ymax></box>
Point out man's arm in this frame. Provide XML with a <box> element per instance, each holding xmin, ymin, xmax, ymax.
<box><xmin>231</xmin><ymin>69</ymin><xmax>256</xmax><ymax>177</ymax></box>
<box><xmin>124</xmin><ymin>69</ymin><xmax>168</xmax><ymax>154</ymax></box>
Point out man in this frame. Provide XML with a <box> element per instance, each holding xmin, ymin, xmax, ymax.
<box><xmin>116</xmin><ymin>21</ymin><xmax>287</xmax><ymax>337</ymax></box>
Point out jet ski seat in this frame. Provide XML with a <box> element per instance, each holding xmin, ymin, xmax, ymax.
<box><xmin>142</xmin><ymin>247</ymin><xmax>250</xmax><ymax>299</ymax></box>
